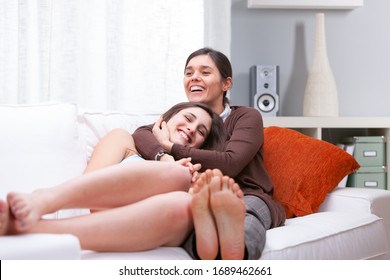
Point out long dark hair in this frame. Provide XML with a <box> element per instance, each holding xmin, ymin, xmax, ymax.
<box><xmin>161</xmin><ymin>102</ymin><xmax>226</xmax><ymax>151</ymax></box>
<box><xmin>184</xmin><ymin>47</ymin><xmax>233</xmax><ymax>107</ymax></box>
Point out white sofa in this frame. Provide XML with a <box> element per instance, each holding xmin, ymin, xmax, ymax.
<box><xmin>0</xmin><ymin>103</ymin><xmax>389</xmax><ymax>260</ymax></box>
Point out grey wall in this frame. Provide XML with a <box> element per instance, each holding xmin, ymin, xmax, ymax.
<box><xmin>230</xmin><ymin>0</ymin><xmax>390</xmax><ymax>116</ymax></box>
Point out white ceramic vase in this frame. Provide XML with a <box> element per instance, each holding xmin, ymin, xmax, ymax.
<box><xmin>303</xmin><ymin>13</ymin><xmax>339</xmax><ymax>117</ymax></box>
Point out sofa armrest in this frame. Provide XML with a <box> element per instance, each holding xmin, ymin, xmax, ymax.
<box><xmin>0</xmin><ymin>234</ymin><xmax>81</xmax><ymax>260</ymax></box>
<box><xmin>319</xmin><ymin>187</ymin><xmax>390</xmax><ymax>248</ymax></box>
<box><xmin>320</xmin><ymin>187</ymin><xmax>390</xmax><ymax>214</ymax></box>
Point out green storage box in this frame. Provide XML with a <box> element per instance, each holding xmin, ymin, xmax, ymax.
<box><xmin>342</xmin><ymin>136</ymin><xmax>386</xmax><ymax>166</ymax></box>
<box><xmin>347</xmin><ymin>166</ymin><xmax>387</xmax><ymax>190</ymax></box>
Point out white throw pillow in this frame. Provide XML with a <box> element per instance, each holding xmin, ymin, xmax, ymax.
<box><xmin>79</xmin><ymin>110</ymin><xmax>159</xmax><ymax>161</ymax></box>
<box><xmin>0</xmin><ymin>103</ymin><xmax>87</xmax><ymax>199</ymax></box>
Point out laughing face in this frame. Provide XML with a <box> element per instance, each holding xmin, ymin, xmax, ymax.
<box><xmin>183</xmin><ymin>54</ymin><xmax>231</xmax><ymax>114</ymax></box>
<box><xmin>166</xmin><ymin>106</ymin><xmax>212</xmax><ymax>149</ymax></box>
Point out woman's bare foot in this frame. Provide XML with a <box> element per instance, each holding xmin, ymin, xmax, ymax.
<box><xmin>0</xmin><ymin>199</ymin><xmax>15</xmax><ymax>235</ymax></box>
<box><xmin>7</xmin><ymin>191</ymin><xmax>50</xmax><ymax>232</ymax></box>
<box><xmin>192</xmin><ymin>169</ymin><xmax>223</xmax><ymax>194</ymax></box>
<box><xmin>210</xmin><ymin>175</ymin><xmax>246</xmax><ymax>260</ymax></box>
<box><xmin>191</xmin><ymin>169</ymin><xmax>219</xmax><ymax>260</ymax></box>
<box><xmin>191</xmin><ymin>169</ymin><xmax>245</xmax><ymax>260</ymax></box>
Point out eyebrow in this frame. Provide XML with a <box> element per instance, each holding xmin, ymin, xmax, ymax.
<box><xmin>188</xmin><ymin>112</ymin><xmax>209</xmax><ymax>135</ymax></box>
<box><xmin>185</xmin><ymin>65</ymin><xmax>213</xmax><ymax>71</ymax></box>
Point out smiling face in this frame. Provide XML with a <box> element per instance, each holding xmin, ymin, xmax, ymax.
<box><xmin>166</xmin><ymin>106</ymin><xmax>212</xmax><ymax>148</ymax></box>
<box><xmin>184</xmin><ymin>54</ymin><xmax>231</xmax><ymax>115</ymax></box>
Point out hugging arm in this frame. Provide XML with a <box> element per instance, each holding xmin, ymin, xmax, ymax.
<box><xmin>133</xmin><ymin>124</ymin><xmax>165</xmax><ymax>160</ymax></box>
<box><xmin>171</xmin><ymin>109</ymin><xmax>263</xmax><ymax>177</ymax></box>
<box><xmin>140</xmin><ymin>109</ymin><xmax>263</xmax><ymax>178</ymax></box>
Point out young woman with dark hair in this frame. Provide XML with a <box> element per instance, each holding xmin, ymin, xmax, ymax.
<box><xmin>133</xmin><ymin>47</ymin><xmax>286</xmax><ymax>260</ymax></box>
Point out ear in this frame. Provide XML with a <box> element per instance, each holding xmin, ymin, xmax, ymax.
<box><xmin>222</xmin><ymin>77</ymin><xmax>233</xmax><ymax>91</ymax></box>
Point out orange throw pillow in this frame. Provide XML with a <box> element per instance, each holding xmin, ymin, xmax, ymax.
<box><xmin>264</xmin><ymin>126</ymin><xmax>360</xmax><ymax>218</ymax></box>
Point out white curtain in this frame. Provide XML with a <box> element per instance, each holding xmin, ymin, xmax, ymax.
<box><xmin>204</xmin><ymin>0</ymin><xmax>231</xmax><ymax>58</ymax></box>
<box><xmin>0</xmin><ymin>0</ymin><xmax>230</xmax><ymax>114</ymax></box>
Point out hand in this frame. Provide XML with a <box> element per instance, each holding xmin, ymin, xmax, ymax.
<box><xmin>190</xmin><ymin>168</ymin><xmax>201</xmax><ymax>183</ymax></box>
<box><xmin>176</xmin><ymin>158</ymin><xmax>201</xmax><ymax>182</ymax></box>
<box><xmin>160</xmin><ymin>153</ymin><xmax>175</xmax><ymax>162</ymax></box>
<box><xmin>153</xmin><ymin>117</ymin><xmax>173</xmax><ymax>152</ymax></box>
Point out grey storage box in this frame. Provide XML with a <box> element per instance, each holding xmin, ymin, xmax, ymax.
<box><xmin>347</xmin><ymin>166</ymin><xmax>387</xmax><ymax>190</ymax></box>
<box><xmin>342</xmin><ymin>136</ymin><xmax>386</xmax><ymax>166</ymax></box>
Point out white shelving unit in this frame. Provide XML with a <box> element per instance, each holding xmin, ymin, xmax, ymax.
<box><xmin>263</xmin><ymin>117</ymin><xmax>390</xmax><ymax>140</ymax></box>
<box><xmin>247</xmin><ymin>0</ymin><xmax>364</xmax><ymax>10</ymax></box>
<box><xmin>263</xmin><ymin>116</ymin><xmax>390</xmax><ymax>189</ymax></box>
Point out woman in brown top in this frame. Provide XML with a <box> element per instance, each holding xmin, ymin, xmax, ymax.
<box><xmin>133</xmin><ymin>48</ymin><xmax>285</xmax><ymax>260</ymax></box>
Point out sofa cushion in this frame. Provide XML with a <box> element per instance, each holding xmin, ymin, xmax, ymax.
<box><xmin>264</xmin><ymin>126</ymin><xmax>360</xmax><ymax>218</ymax></box>
<box><xmin>0</xmin><ymin>103</ymin><xmax>86</xmax><ymax>199</ymax></box>
<box><xmin>81</xmin><ymin>247</ymin><xmax>192</xmax><ymax>260</ymax></box>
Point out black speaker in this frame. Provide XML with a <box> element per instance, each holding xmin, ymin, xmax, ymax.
<box><xmin>250</xmin><ymin>65</ymin><xmax>279</xmax><ymax>117</ymax></box>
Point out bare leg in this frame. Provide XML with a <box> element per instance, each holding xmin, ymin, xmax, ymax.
<box><xmin>2</xmin><ymin>192</ymin><xmax>193</xmax><ymax>251</ymax></box>
<box><xmin>7</xmin><ymin>161</ymin><xmax>191</xmax><ymax>232</ymax></box>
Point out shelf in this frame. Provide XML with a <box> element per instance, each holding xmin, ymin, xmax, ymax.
<box><xmin>263</xmin><ymin>116</ymin><xmax>390</xmax><ymax>190</ymax></box>
<box><xmin>263</xmin><ymin>117</ymin><xmax>390</xmax><ymax>128</ymax></box>
<box><xmin>247</xmin><ymin>0</ymin><xmax>364</xmax><ymax>10</ymax></box>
